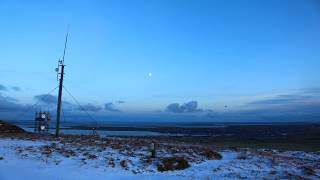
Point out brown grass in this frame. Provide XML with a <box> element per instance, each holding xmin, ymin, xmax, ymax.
<box><xmin>157</xmin><ymin>157</ymin><xmax>190</xmax><ymax>172</ymax></box>
<box><xmin>203</xmin><ymin>149</ymin><xmax>222</xmax><ymax>160</ymax></box>
<box><xmin>120</xmin><ymin>160</ymin><xmax>128</xmax><ymax>168</ymax></box>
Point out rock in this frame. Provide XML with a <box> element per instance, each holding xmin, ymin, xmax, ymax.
<box><xmin>157</xmin><ymin>157</ymin><xmax>190</xmax><ymax>172</ymax></box>
<box><xmin>303</xmin><ymin>166</ymin><xmax>316</xmax><ymax>176</ymax></box>
<box><xmin>108</xmin><ymin>159</ymin><xmax>115</xmax><ymax>168</ymax></box>
<box><xmin>237</xmin><ymin>152</ymin><xmax>247</xmax><ymax>160</ymax></box>
<box><xmin>83</xmin><ymin>152</ymin><xmax>96</xmax><ymax>159</ymax></box>
<box><xmin>203</xmin><ymin>149</ymin><xmax>222</xmax><ymax>160</ymax></box>
<box><xmin>120</xmin><ymin>160</ymin><xmax>127</xmax><ymax>168</ymax></box>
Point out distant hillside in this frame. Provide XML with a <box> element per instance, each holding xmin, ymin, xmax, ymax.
<box><xmin>0</xmin><ymin>120</ymin><xmax>26</xmax><ymax>133</ymax></box>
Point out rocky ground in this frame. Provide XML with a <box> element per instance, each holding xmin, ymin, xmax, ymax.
<box><xmin>0</xmin><ymin>120</ymin><xmax>319</xmax><ymax>179</ymax></box>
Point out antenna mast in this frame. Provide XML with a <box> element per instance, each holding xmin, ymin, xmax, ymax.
<box><xmin>55</xmin><ymin>29</ymin><xmax>69</xmax><ymax>137</ymax></box>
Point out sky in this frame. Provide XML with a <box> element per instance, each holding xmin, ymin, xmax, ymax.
<box><xmin>0</xmin><ymin>0</ymin><xmax>320</xmax><ymax>122</ymax></box>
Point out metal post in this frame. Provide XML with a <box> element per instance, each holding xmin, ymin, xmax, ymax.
<box><xmin>55</xmin><ymin>64</ymin><xmax>64</xmax><ymax>137</ymax></box>
<box><xmin>55</xmin><ymin>29</ymin><xmax>68</xmax><ymax>137</ymax></box>
<box><xmin>151</xmin><ymin>142</ymin><xmax>156</xmax><ymax>158</ymax></box>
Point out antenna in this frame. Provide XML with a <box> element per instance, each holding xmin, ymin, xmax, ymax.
<box><xmin>55</xmin><ymin>27</ymin><xmax>69</xmax><ymax>137</ymax></box>
<box><xmin>62</xmin><ymin>26</ymin><xmax>69</xmax><ymax>64</ymax></box>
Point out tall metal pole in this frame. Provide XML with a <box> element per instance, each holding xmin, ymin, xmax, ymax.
<box><xmin>55</xmin><ymin>31</ymin><xmax>68</xmax><ymax>137</ymax></box>
<box><xmin>55</xmin><ymin>63</ymin><xmax>64</xmax><ymax>137</ymax></box>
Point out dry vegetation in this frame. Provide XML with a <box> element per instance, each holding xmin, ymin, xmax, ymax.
<box><xmin>1</xmin><ymin>121</ymin><xmax>319</xmax><ymax>178</ymax></box>
<box><xmin>0</xmin><ymin>132</ymin><xmax>225</xmax><ymax>173</ymax></box>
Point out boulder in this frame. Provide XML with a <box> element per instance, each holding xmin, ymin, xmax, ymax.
<box><xmin>157</xmin><ymin>157</ymin><xmax>190</xmax><ymax>172</ymax></box>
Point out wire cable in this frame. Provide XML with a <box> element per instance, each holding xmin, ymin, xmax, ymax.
<box><xmin>62</xmin><ymin>85</ymin><xmax>98</xmax><ymax>135</ymax></box>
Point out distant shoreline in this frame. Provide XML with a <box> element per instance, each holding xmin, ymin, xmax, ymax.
<box><xmin>8</xmin><ymin>119</ymin><xmax>320</xmax><ymax>128</ymax></box>
<box><xmin>11</xmin><ymin>122</ymin><xmax>320</xmax><ymax>151</ymax></box>
<box><xmin>1</xmin><ymin>120</ymin><xmax>320</xmax><ymax>151</ymax></box>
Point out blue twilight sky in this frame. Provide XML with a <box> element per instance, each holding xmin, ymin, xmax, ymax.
<box><xmin>0</xmin><ymin>0</ymin><xmax>320</xmax><ymax>122</ymax></box>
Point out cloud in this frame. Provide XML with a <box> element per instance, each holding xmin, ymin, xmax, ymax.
<box><xmin>0</xmin><ymin>84</ymin><xmax>21</xmax><ymax>91</ymax></box>
<box><xmin>34</xmin><ymin>94</ymin><xmax>57</xmax><ymax>104</ymax></box>
<box><xmin>301</xmin><ymin>88</ymin><xmax>320</xmax><ymax>94</ymax></box>
<box><xmin>248</xmin><ymin>94</ymin><xmax>314</xmax><ymax>106</ymax></box>
<box><xmin>0</xmin><ymin>84</ymin><xmax>7</xmax><ymax>91</ymax></box>
<box><xmin>34</xmin><ymin>94</ymin><xmax>102</xmax><ymax>112</ymax></box>
<box><xmin>78</xmin><ymin>103</ymin><xmax>102</xmax><ymax>112</ymax></box>
<box><xmin>247</xmin><ymin>90</ymin><xmax>320</xmax><ymax>110</ymax></box>
<box><xmin>104</xmin><ymin>102</ymin><xmax>120</xmax><ymax>112</ymax></box>
<box><xmin>0</xmin><ymin>93</ymin><xmax>25</xmax><ymax>112</ymax></box>
<box><xmin>165</xmin><ymin>101</ymin><xmax>208</xmax><ymax>113</ymax></box>
<box><xmin>166</xmin><ymin>103</ymin><xmax>183</xmax><ymax>113</ymax></box>
<box><xmin>218</xmin><ymin>90</ymin><xmax>320</xmax><ymax>121</ymax></box>
<box><xmin>115</xmin><ymin>100</ymin><xmax>125</xmax><ymax>104</ymax></box>
<box><xmin>11</xmin><ymin>86</ymin><xmax>21</xmax><ymax>91</ymax></box>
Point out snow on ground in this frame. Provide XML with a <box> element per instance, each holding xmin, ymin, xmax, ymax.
<box><xmin>0</xmin><ymin>137</ymin><xmax>319</xmax><ymax>180</ymax></box>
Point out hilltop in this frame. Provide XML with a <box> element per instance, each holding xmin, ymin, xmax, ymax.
<box><xmin>0</xmin><ymin>121</ymin><xmax>319</xmax><ymax>179</ymax></box>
